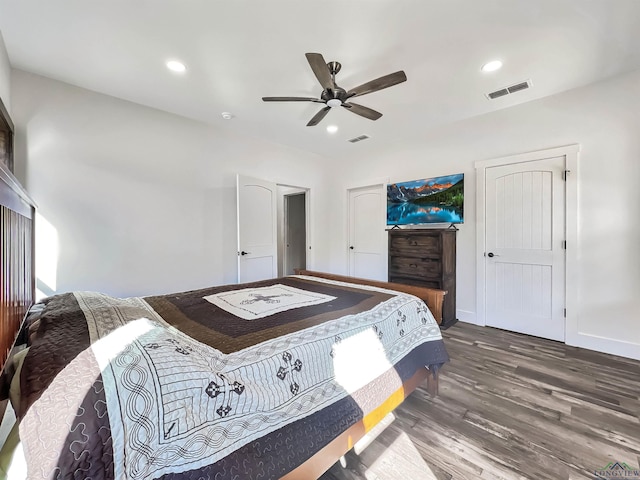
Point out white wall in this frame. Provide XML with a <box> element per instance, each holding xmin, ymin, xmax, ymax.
<box><xmin>0</xmin><ymin>31</ymin><xmax>10</xmax><ymax>113</ymax></box>
<box><xmin>12</xmin><ymin>70</ymin><xmax>333</xmax><ymax>298</ymax></box>
<box><xmin>331</xmin><ymin>69</ymin><xmax>640</xmax><ymax>359</ymax></box>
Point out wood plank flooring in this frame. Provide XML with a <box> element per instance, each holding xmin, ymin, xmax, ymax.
<box><xmin>320</xmin><ymin>322</ymin><xmax>640</xmax><ymax>480</ymax></box>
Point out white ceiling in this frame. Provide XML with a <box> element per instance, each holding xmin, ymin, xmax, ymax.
<box><xmin>1</xmin><ymin>0</ymin><xmax>640</xmax><ymax>159</ymax></box>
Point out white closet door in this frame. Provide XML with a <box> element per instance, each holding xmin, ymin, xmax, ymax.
<box><xmin>348</xmin><ymin>185</ymin><xmax>386</xmax><ymax>281</ymax></box>
<box><xmin>485</xmin><ymin>156</ymin><xmax>566</xmax><ymax>341</ymax></box>
<box><xmin>237</xmin><ymin>174</ymin><xmax>277</xmax><ymax>283</ymax></box>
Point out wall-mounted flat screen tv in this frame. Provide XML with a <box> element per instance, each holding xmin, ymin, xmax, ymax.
<box><xmin>387</xmin><ymin>173</ymin><xmax>464</xmax><ymax>226</ymax></box>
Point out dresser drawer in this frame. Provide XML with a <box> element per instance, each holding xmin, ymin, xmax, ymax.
<box><xmin>389</xmin><ymin>255</ymin><xmax>442</xmax><ymax>279</ymax></box>
<box><xmin>389</xmin><ymin>233</ymin><xmax>440</xmax><ymax>257</ymax></box>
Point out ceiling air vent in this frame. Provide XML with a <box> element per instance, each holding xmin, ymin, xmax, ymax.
<box><xmin>486</xmin><ymin>79</ymin><xmax>532</xmax><ymax>100</ymax></box>
<box><xmin>487</xmin><ymin>88</ymin><xmax>509</xmax><ymax>99</ymax></box>
<box><xmin>508</xmin><ymin>81</ymin><xmax>530</xmax><ymax>94</ymax></box>
<box><xmin>348</xmin><ymin>134</ymin><xmax>371</xmax><ymax>143</ymax></box>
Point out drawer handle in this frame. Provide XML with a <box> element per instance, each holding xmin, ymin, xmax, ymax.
<box><xmin>409</xmin><ymin>263</ymin><xmax>417</xmax><ymax>268</ymax></box>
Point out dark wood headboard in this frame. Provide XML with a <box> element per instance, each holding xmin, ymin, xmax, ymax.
<box><xmin>0</xmin><ymin>162</ymin><xmax>35</xmax><ymax>371</ymax></box>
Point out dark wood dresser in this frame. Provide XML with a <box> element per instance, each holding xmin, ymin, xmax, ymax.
<box><xmin>388</xmin><ymin>228</ymin><xmax>457</xmax><ymax>329</ymax></box>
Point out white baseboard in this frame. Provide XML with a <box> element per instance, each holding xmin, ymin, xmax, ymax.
<box><xmin>456</xmin><ymin>309</ymin><xmax>479</xmax><ymax>325</ymax></box>
<box><xmin>567</xmin><ymin>332</ymin><xmax>640</xmax><ymax>361</ymax></box>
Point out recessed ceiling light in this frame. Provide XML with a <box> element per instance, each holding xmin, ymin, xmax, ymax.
<box><xmin>166</xmin><ymin>60</ymin><xmax>186</xmax><ymax>73</ymax></box>
<box><xmin>221</xmin><ymin>112</ymin><xmax>234</xmax><ymax>120</ymax></box>
<box><xmin>326</xmin><ymin>125</ymin><xmax>338</xmax><ymax>134</ymax></box>
<box><xmin>481</xmin><ymin>60</ymin><xmax>503</xmax><ymax>73</ymax></box>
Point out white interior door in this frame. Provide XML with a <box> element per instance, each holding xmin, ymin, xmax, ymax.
<box><xmin>485</xmin><ymin>156</ymin><xmax>566</xmax><ymax>341</ymax></box>
<box><xmin>237</xmin><ymin>174</ymin><xmax>277</xmax><ymax>283</ymax></box>
<box><xmin>348</xmin><ymin>185</ymin><xmax>386</xmax><ymax>281</ymax></box>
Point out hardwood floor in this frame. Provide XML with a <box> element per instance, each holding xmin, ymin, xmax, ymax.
<box><xmin>320</xmin><ymin>322</ymin><xmax>640</xmax><ymax>480</ymax></box>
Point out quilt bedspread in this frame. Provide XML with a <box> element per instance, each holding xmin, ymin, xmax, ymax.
<box><xmin>18</xmin><ymin>276</ymin><xmax>449</xmax><ymax>480</ymax></box>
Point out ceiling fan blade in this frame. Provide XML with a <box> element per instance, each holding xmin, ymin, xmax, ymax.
<box><xmin>347</xmin><ymin>71</ymin><xmax>407</xmax><ymax>98</ymax></box>
<box><xmin>305</xmin><ymin>53</ymin><xmax>333</xmax><ymax>90</ymax></box>
<box><xmin>306</xmin><ymin>106</ymin><xmax>331</xmax><ymax>126</ymax></box>
<box><xmin>262</xmin><ymin>96</ymin><xmax>324</xmax><ymax>103</ymax></box>
<box><xmin>342</xmin><ymin>102</ymin><xmax>383</xmax><ymax>121</ymax></box>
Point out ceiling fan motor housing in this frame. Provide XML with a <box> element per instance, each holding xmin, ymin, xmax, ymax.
<box><xmin>321</xmin><ymin>87</ymin><xmax>348</xmax><ymax>102</ymax></box>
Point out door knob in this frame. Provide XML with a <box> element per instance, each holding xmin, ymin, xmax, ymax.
<box><xmin>240</xmin><ymin>251</ymin><xmax>251</xmax><ymax>256</ymax></box>
<box><xmin>487</xmin><ymin>252</ymin><xmax>499</xmax><ymax>258</ymax></box>
<box><xmin>349</xmin><ymin>246</ymin><xmax>354</xmax><ymax>250</ymax></box>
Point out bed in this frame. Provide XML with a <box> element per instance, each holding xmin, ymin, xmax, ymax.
<box><xmin>0</xmin><ymin>163</ymin><xmax>449</xmax><ymax>479</ymax></box>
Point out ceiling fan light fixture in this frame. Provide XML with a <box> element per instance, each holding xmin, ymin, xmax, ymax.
<box><xmin>481</xmin><ymin>60</ymin><xmax>503</xmax><ymax>72</ymax></box>
<box><xmin>326</xmin><ymin>125</ymin><xmax>338</xmax><ymax>133</ymax></box>
<box><xmin>327</xmin><ymin>99</ymin><xmax>342</xmax><ymax>108</ymax></box>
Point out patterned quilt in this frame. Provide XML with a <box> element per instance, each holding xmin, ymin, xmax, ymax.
<box><xmin>18</xmin><ymin>275</ymin><xmax>449</xmax><ymax>479</ymax></box>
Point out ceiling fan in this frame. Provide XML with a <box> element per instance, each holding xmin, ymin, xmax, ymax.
<box><xmin>262</xmin><ymin>53</ymin><xmax>407</xmax><ymax>127</ymax></box>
